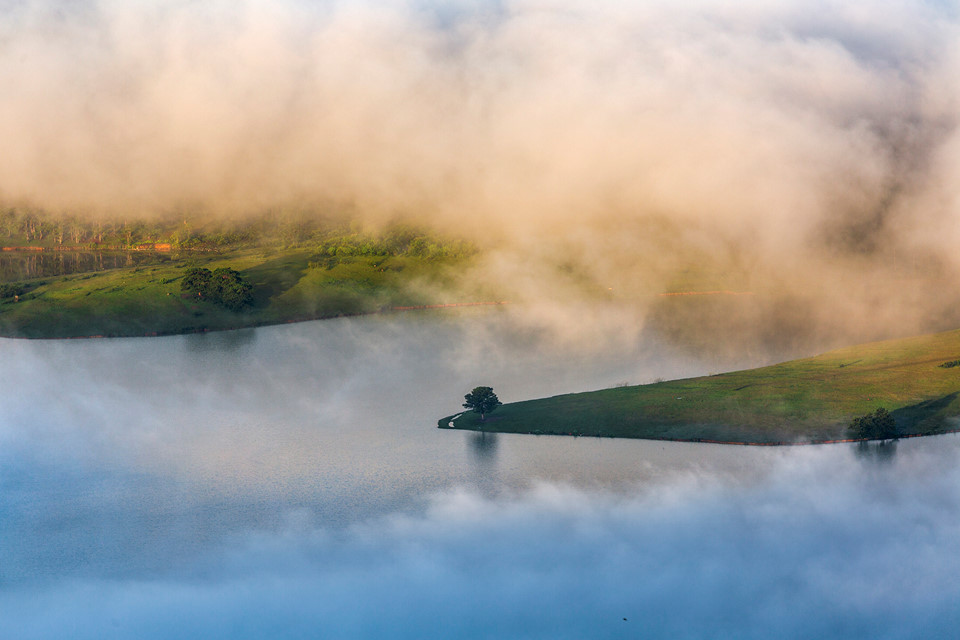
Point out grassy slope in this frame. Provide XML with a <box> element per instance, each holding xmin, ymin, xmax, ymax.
<box><xmin>440</xmin><ymin>329</ymin><xmax>960</xmax><ymax>443</ymax></box>
<box><xmin>0</xmin><ymin>248</ymin><xmax>462</xmax><ymax>338</ymax></box>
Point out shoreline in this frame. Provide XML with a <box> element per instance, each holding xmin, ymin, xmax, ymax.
<box><xmin>438</xmin><ymin>329</ymin><xmax>960</xmax><ymax>447</ymax></box>
<box><xmin>439</xmin><ymin>419</ymin><xmax>960</xmax><ymax>446</ymax></box>
<box><xmin>0</xmin><ymin>300</ymin><xmax>510</xmax><ymax>340</ymax></box>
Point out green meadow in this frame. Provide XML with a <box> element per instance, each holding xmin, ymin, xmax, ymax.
<box><xmin>0</xmin><ymin>209</ymin><xmax>485</xmax><ymax>338</ymax></box>
<box><xmin>441</xmin><ymin>329</ymin><xmax>960</xmax><ymax>443</ymax></box>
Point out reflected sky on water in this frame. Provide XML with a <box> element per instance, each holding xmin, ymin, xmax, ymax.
<box><xmin>0</xmin><ymin>251</ymin><xmax>169</xmax><ymax>282</ymax></box>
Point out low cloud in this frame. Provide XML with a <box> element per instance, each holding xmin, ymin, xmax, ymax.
<box><xmin>3</xmin><ymin>0</ymin><xmax>960</xmax><ymax>349</ymax></box>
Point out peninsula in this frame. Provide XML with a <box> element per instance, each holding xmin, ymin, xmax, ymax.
<box><xmin>440</xmin><ymin>329</ymin><xmax>960</xmax><ymax>444</ymax></box>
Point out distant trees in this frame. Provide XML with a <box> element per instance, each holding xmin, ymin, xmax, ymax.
<box><xmin>849</xmin><ymin>407</ymin><xmax>898</xmax><ymax>441</ymax></box>
<box><xmin>310</xmin><ymin>225</ymin><xmax>476</xmax><ymax>263</ymax></box>
<box><xmin>463</xmin><ymin>386</ymin><xmax>502</xmax><ymax>421</ymax></box>
<box><xmin>0</xmin><ymin>207</ymin><xmax>479</xmax><ymax>259</ymax></box>
<box><xmin>181</xmin><ymin>267</ymin><xmax>253</xmax><ymax>311</ymax></box>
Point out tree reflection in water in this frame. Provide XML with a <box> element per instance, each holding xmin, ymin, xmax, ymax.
<box><xmin>854</xmin><ymin>439</ymin><xmax>898</xmax><ymax>464</ymax></box>
<box><xmin>469</xmin><ymin>431</ymin><xmax>499</xmax><ymax>464</ymax></box>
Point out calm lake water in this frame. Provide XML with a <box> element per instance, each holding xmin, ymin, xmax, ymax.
<box><xmin>2</xmin><ymin>312</ymin><xmax>959</xmax><ymax>639</ymax></box>
<box><xmin>0</xmin><ymin>251</ymin><xmax>169</xmax><ymax>282</ymax></box>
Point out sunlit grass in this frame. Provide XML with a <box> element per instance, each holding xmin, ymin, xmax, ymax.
<box><xmin>0</xmin><ymin>248</ymin><xmax>462</xmax><ymax>338</ymax></box>
<box><xmin>441</xmin><ymin>329</ymin><xmax>960</xmax><ymax>443</ymax></box>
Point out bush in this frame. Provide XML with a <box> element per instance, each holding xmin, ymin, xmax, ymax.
<box><xmin>181</xmin><ymin>267</ymin><xmax>212</xmax><ymax>295</ymax></box>
<box><xmin>211</xmin><ymin>267</ymin><xmax>253</xmax><ymax>311</ymax></box>
<box><xmin>311</xmin><ymin>225</ymin><xmax>476</xmax><ymax>264</ymax></box>
<box><xmin>180</xmin><ymin>267</ymin><xmax>252</xmax><ymax>311</ymax></box>
<box><xmin>0</xmin><ymin>283</ymin><xmax>24</xmax><ymax>299</ymax></box>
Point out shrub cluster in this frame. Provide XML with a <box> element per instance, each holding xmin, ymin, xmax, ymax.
<box><xmin>0</xmin><ymin>283</ymin><xmax>24</xmax><ymax>299</ymax></box>
<box><xmin>939</xmin><ymin>360</ymin><xmax>960</xmax><ymax>369</ymax></box>
<box><xmin>180</xmin><ymin>267</ymin><xmax>253</xmax><ymax>311</ymax></box>
<box><xmin>849</xmin><ymin>407</ymin><xmax>898</xmax><ymax>441</ymax></box>
<box><xmin>311</xmin><ymin>226</ymin><xmax>475</xmax><ymax>263</ymax></box>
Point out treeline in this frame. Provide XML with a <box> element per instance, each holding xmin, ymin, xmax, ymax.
<box><xmin>0</xmin><ymin>207</ymin><xmax>256</xmax><ymax>248</ymax></box>
<box><xmin>0</xmin><ymin>207</ymin><xmax>477</xmax><ymax>259</ymax></box>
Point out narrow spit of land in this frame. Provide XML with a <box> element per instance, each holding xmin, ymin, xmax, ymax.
<box><xmin>440</xmin><ymin>329</ymin><xmax>960</xmax><ymax>444</ymax></box>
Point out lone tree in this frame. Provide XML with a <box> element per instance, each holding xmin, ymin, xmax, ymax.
<box><xmin>463</xmin><ymin>386</ymin><xmax>502</xmax><ymax>421</ymax></box>
<box><xmin>849</xmin><ymin>407</ymin><xmax>898</xmax><ymax>441</ymax></box>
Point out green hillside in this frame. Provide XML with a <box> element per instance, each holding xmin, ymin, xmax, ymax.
<box><xmin>440</xmin><ymin>329</ymin><xmax>960</xmax><ymax>444</ymax></box>
<box><xmin>0</xmin><ymin>248</ymin><xmax>467</xmax><ymax>338</ymax></box>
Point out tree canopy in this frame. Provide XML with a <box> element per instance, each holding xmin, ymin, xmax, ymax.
<box><xmin>181</xmin><ymin>266</ymin><xmax>253</xmax><ymax>311</ymax></box>
<box><xmin>849</xmin><ymin>407</ymin><xmax>898</xmax><ymax>441</ymax></box>
<box><xmin>463</xmin><ymin>386</ymin><xmax>502</xmax><ymax>421</ymax></box>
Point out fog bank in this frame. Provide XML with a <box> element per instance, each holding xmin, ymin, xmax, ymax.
<box><xmin>4</xmin><ymin>0</ymin><xmax>960</xmax><ymax>347</ymax></box>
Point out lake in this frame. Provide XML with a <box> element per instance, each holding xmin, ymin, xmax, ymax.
<box><xmin>1</xmin><ymin>311</ymin><xmax>959</xmax><ymax>639</ymax></box>
<box><xmin>0</xmin><ymin>250</ymin><xmax>170</xmax><ymax>282</ymax></box>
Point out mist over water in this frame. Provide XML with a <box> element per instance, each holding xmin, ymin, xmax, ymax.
<box><xmin>4</xmin><ymin>1</ymin><xmax>960</xmax><ymax>636</ymax></box>
<box><xmin>2</xmin><ymin>314</ymin><xmax>960</xmax><ymax>638</ymax></box>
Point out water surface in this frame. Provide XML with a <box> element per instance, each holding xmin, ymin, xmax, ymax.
<box><xmin>1</xmin><ymin>313</ymin><xmax>958</xmax><ymax>639</ymax></box>
<box><xmin>0</xmin><ymin>250</ymin><xmax>169</xmax><ymax>282</ymax></box>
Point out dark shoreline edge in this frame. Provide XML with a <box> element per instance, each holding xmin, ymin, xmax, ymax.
<box><xmin>439</xmin><ymin>330</ymin><xmax>960</xmax><ymax>447</ymax></box>
<box><xmin>438</xmin><ymin>419</ymin><xmax>960</xmax><ymax>446</ymax></box>
<box><xmin>0</xmin><ymin>301</ymin><xmax>509</xmax><ymax>341</ymax></box>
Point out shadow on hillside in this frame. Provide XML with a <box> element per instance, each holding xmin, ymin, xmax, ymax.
<box><xmin>242</xmin><ymin>253</ymin><xmax>310</xmax><ymax>307</ymax></box>
<box><xmin>891</xmin><ymin>392</ymin><xmax>958</xmax><ymax>433</ymax></box>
